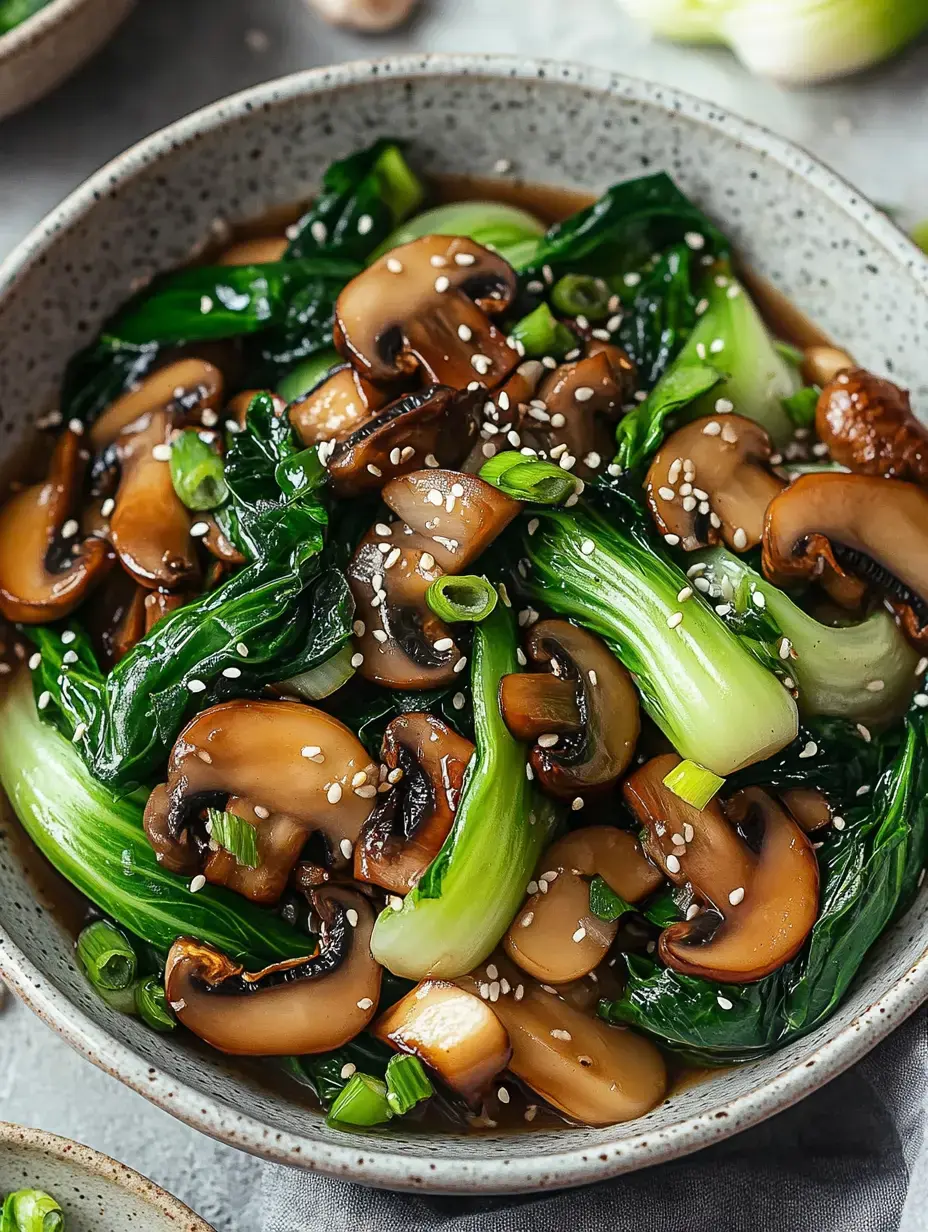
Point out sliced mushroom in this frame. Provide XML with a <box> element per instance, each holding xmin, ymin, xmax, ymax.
<box><xmin>504</xmin><ymin>827</ymin><xmax>662</xmax><ymax>985</ymax></box>
<box><xmin>646</xmin><ymin>415</ymin><xmax>784</xmax><ymax>553</ymax></box>
<box><xmin>519</xmin><ymin>347</ymin><xmax>632</xmax><ymax>478</ymax></box>
<box><xmin>0</xmin><ymin>429</ymin><xmax>111</xmax><ymax>623</ymax></box>
<box><xmin>355</xmin><ymin>713</ymin><xmax>475</xmax><ymax>894</ymax></box>
<box><xmin>334</xmin><ymin>235</ymin><xmax>519</xmax><ymax>390</ymax></box>
<box><xmin>762</xmin><ymin>472</ymin><xmax>928</xmax><ymax>648</ymax></box>
<box><xmin>625</xmin><ymin>754</ymin><xmax>819</xmax><ymax>982</ymax></box>
<box><xmin>164</xmin><ymin>886</ymin><xmax>380</xmax><ymax>1055</ymax></box>
<box><xmin>82</xmin><ymin>568</ymin><xmax>147</xmax><ymax>667</ymax></box>
<box><xmin>373</xmin><ymin>980</ymin><xmax>512</xmax><ymax>1105</ymax></box>
<box><xmin>781</xmin><ymin>788</ymin><xmax>832</xmax><ymax>833</ymax></box>
<box><xmin>327</xmin><ymin>386</ymin><xmax>481</xmax><ymax>496</ymax></box>
<box><xmin>200</xmin><ymin>515</ymin><xmax>246</xmax><ymax>566</ymax></box>
<box><xmin>499</xmin><ymin>619</ymin><xmax>640</xmax><ymax>798</ymax></box>
<box><xmin>816</xmin><ymin>368</ymin><xmax>928</xmax><ymax>485</ymax></box>
<box><xmin>90</xmin><ymin>359</ymin><xmax>224</xmax><ymax>449</ymax></box>
<box><xmin>456</xmin><ymin>955</ymin><xmax>667</xmax><ymax>1125</ymax></box>
<box><xmin>108</xmin><ymin>409</ymin><xmax>200</xmax><ymax>590</ymax></box>
<box><xmin>347</xmin><ymin>470</ymin><xmax>520</xmax><ymax>688</ymax></box>
<box><xmin>217</xmin><ymin>236</ymin><xmax>288</xmax><ymax>266</ymax></box>
<box><xmin>289</xmin><ymin>362</ymin><xmax>393</xmax><ymax>447</ymax></box>
<box><xmin>802</xmin><ymin>345</ymin><xmax>855</xmax><ymax>388</ymax></box>
<box><xmin>143</xmin><ymin>699</ymin><xmax>378</xmax><ymax>904</ymax></box>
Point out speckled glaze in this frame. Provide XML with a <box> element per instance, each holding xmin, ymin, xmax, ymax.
<box><xmin>0</xmin><ymin>1122</ymin><xmax>213</xmax><ymax>1230</ymax></box>
<box><xmin>0</xmin><ymin>57</ymin><xmax>927</xmax><ymax>1195</ymax></box>
<box><xmin>0</xmin><ymin>0</ymin><xmax>134</xmax><ymax>122</ymax></box>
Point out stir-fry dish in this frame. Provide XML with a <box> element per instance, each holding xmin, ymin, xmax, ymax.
<box><xmin>2</xmin><ymin>139</ymin><xmax>927</xmax><ymax>1134</ymax></box>
<box><xmin>0</xmin><ymin>0</ymin><xmax>52</xmax><ymax>35</ymax></box>
<box><xmin>1</xmin><ymin>1187</ymin><xmax>65</xmax><ymax>1231</ymax></box>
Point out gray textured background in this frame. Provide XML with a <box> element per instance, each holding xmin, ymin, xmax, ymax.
<box><xmin>1</xmin><ymin>1</ymin><xmax>927</xmax><ymax>1225</ymax></box>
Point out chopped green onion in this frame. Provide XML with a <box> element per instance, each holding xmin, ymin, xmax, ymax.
<box><xmin>134</xmin><ymin>976</ymin><xmax>176</xmax><ymax>1033</ymax></box>
<box><xmin>551</xmin><ymin>273</ymin><xmax>611</xmax><ymax>321</ymax></box>
<box><xmin>276</xmin><ymin>643</ymin><xmax>356</xmax><ymax>701</ymax></box>
<box><xmin>479</xmin><ymin>452</ymin><xmax>580</xmax><ymax>505</ymax></box>
<box><xmin>385</xmin><ymin>1054</ymin><xmax>433</xmax><ymax>1116</ymax></box>
<box><xmin>2</xmin><ymin>1189</ymin><xmax>65</xmax><ymax>1232</ymax></box>
<box><xmin>169</xmin><ymin>428</ymin><xmax>228</xmax><ymax>511</ymax></box>
<box><xmin>76</xmin><ymin>920</ymin><xmax>137</xmax><ymax>994</ymax></box>
<box><xmin>782</xmin><ymin>385</ymin><xmax>820</xmax><ymax>428</ymax></box>
<box><xmin>326</xmin><ymin>1073</ymin><xmax>393</xmax><ymax>1128</ymax></box>
<box><xmin>662</xmin><ymin>759</ymin><xmax>726</xmax><ymax>810</ymax></box>
<box><xmin>206</xmin><ymin>808</ymin><xmax>259</xmax><ymax>869</ymax></box>
<box><xmin>276</xmin><ymin>348</ymin><xmax>340</xmax><ymax>403</ymax></box>
<box><xmin>589</xmin><ymin>875</ymin><xmax>636</xmax><ymax>922</ymax></box>
<box><xmin>426</xmin><ymin>575</ymin><xmax>498</xmax><ymax>624</ymax></box>
<box><xmin>508</xmin><ymin>303</ymin><xmax>576</xmax><ymax>359</ymax></box>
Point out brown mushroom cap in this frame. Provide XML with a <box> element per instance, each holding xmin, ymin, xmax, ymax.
<box><xmin>499</xmin><ymin>619</ymin><xmax>640</xmax><ymax>798</ymax></box>
<box><xmin>762</xmin><ymin>471</ymin><xmax>928</xmax><ymax>648</ymax></box>
<box><xmin>108</xmin><ymin>409</ymin><xmax>200</xmax><ymax>590</ymax></box>
<box><xmin>504</xmin><ymin>827</ymin><xmax>663</xmax><ymax>985</ymax></box>
<box><xmin>781</xmin><ymin>788</ymin><xmax>832</xmax><ymax>833</ymax></box>
<box><xmin>216</xmin><ymin>236</ymin><xmax>288</xmax><ymax>266</ymax></box>
<box><xmin>164</xmin><ymin>886</ymin><xmax>381</xmax><ymax>1055</ymax></box>
<box><xmin>0</xmin><ymin>429</ymin><xmax>112</xmax><ymax>623</ymax></box>
<box><xmin>355</xmin><ymin>712</ymin><xmax>475</xmax><ymax>894</ymax></box>
<box><xmin>802</xmin><ymin>345</ymin><xmax>855</xmax><ymax>388</ymax></box>
<box><xmin>456</xmin><ymin>954</ymin><xmax>667</xmax><ymax>1126</ymax></box>
<box><xmin>289</xmin><ymin>362</ymin><xmax>392</xmax><ymax>448</ymax></box>
<box><xmin>645</xmin><ymin>414</ymin><xmax>784</xmax><ymax>553</ymax></box>
<box><xmin>373</xmin><ymin>980</ymin><xmax>512</xmax><ymax>1106</ymax></box>
<box><xmin>816</xmin><ymin>367</ymin><xmax>928</xmax><ymax>485</ymax></box>
<box><xmin>143</xmin><ymin>699</ymin><xmax>378</xmax><ymax>904</ymax></box>
<box><xmin>90</xmin><ymin>359</ymin><xmax>224</xmax><ymax>449</ymax></box>
<box><xmin>521</xmin><ymin>347</ymin><xmax>632</xmax><ymax>478</ymax></box>
<box><xmin>327</xmin><ymin>385</ymin><xmax>481</xmax><ymax>497</ymax></box>
<box><xmin>334</xmin><ymin>235</ymin><xmax>519</xmax><ymax>389</ymax></box>
<box><xmin>347</xmin><ymin>470</ymin><xmax>520</xmax><ymax>689</ymax></box>
<box><xmin>625</xmin><ymin>754</ymin><xmax>819</xmax><ymax>983</ymax></box>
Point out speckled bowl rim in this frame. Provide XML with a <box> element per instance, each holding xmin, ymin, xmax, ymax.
<box><xmin>0</xmin><ymin>1121</ymin><xmax>214</xmax><ymax>1228</ymax></box>
<box><xmin>0</xmin><ymin>0</ymin><xmax>97</xmax><ymax>57</ymax></box>
<box><xmin>1</xmin><ymin>54</ymin><xmax>928</xmax><ymax>1194</ymax></box>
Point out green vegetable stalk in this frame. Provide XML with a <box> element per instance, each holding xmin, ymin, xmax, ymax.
<box><xmin>1</xmin><ymin>1188</ymin><xmax>64</xmax><ymax>1232</ymax></box>
<box><xmin>426</xmin><ymin>575</ymin><xmax>499</xmax><ymax>624</ymax></box>
<box><xmin>169</xmin><ymin>429</ymin><xmax>228</xmax><ymax>510</ymax></box>
<box><xmin>371</xmin><ymin>601</ymin><xmax>558</xmax><ymax>979</ymax></box>
<box><xmin>0</xmin><ymin>672</ymin><xmax>311</xmax><ymax>967</ymax></box>
<box><xmin>507</xmin><ymin>303</ymin><xmax>577</xmax><ymax>360</ymax></box>
<box><xmin>372</xmin><ymin>199</ymin><xmax>546</xmax><ymax>267</ymax></box>
<box><xmin>134</xmin><ymin>976</ymin><xmax>176</xmax><ymax>1033</ymax></box>
<box><xmin>601</xmin><ymin>712</ymin><xmax>928</xmax><ymax>1060</ymax></box>
<box><xmin>521</xmin><ymin>499</ymin><xmax>798</xmax><ymax>775</ymax></box>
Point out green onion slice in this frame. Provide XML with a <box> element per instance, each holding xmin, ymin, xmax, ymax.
<box><xmin>662</xmin><ymin>759</ymin><xmax>725</xmax><ymax>810</ymax></box>
<box><xmin>426</xmin><ymin>575</ymin><xmax>498</xmax><ymax>624</ymax></box>
<box><xmin>551</xmin><ymin>273</ymin><xmax>611</xmax><ymax>321</ymax></box>
<box><xmin>508</xmin><ymin>302</ymin><xmax>576</xmax><ymax>360</ymax></box>
<box><xmin>276</xmin><ymin>643</ymin><xmax>356</xmax><ymax>701</ymax></box>
<box><xmin>479</xmin><ymin>452</ymin><xmax>580</xmax><ymax>506</ymax></box>
<box><xmin>326</xmin><ymin>1073</ymin><xmax>393</xmax><ymax>1128</ymax></box>
<box><xmin>76</xmin><ymin>920</ymin><xmax>137</xmax><ymax>993</ymax></box>
<box><xmin>206</xmin><ymin>808</ymin><xmax>259</xmax><ymax>869</ymax></box>
<box><xmin>385</xmin><ymin>1054</ymin><xmax>433</xmax><ymax>1116</ymax></box>
<box><xmin>134</xmin><ymin>976</ymin><xmax>176</xmax><ymax>1033</ymax></box>
<box><xmin>168</xmin><ymin>428</ymin><xmax>228</xmax><ymax>511</ymax></box>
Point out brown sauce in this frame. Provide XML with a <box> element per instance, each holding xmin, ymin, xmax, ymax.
<box><xmin>1</xmin><ymin>169</ymin><xmax>819</xmax><ymax>1134</ymax></box>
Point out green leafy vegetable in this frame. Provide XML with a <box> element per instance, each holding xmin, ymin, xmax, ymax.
<box><xmin>60</xmin><ymin>339</ymin><xmax>159</xmax><ymax>428</ymax></box>
<box><xmin>520</xmin><ymin>495</ymin><xmax>798</xmax><ymax>775</ymax></box>
<box><xmin>479</xmin><ymin>451</ymin><xmax>580</xmax><ymax>505</ymax></box>
<box><xmin>169</xmin><ymin>428</ymin><xmax>228</xmax><ymax>510</ymax></box>
<box><xmin>371</xmin><ymin>602</ymin><xmax>558</xmax><ymax>979</ymax></box>
<box><xmin>589</xmin><ymin>876</ymin><xmax>636</xmax><ymax>922</ymax></box>
<box><xmin>206</xmin><ymin>808</ymin><xmax>259</xmax><ymax>869</ymax></box>
<box><xmin>613</xmin><ymin>362</ymin><xmax>722</xmax><ymax>475</ymax></box>
<box><xmin>782</xmin><ymin>385</ymin><xmax>821</xmax><ymax>428</ymax></box>
<box><xmin>601</xmin><ymin>712</ymin><xmax>928</xmax><ymax>1061</ymax></box>
<box><xmin>426</xmin><ymin>575</ymin><xmax>499</xmax><ymax>624</ymax></box>
<box><xmin>1</xmin><ymin>1189</ymin><xmax>64</xmax><ymax>1232</ymax></box>
<box><xmin>284</xmin><ymin>1034</ymin><xmax>394</xmax><ymax>1109</ymax></box>
<box><xmin>508</xmin><ymin>303</ymin><xmax>577</xmax><ymax>359</ymax></box>
<box><xmin>663</xmin><ymin>759</ymin><xmax>725</xmax><ymax>809</ymax></box>
<box><xmin>0</xmin><ymin>673</ymin><xmax>311</xmax><ymax>966</ymax></box>
<box><xmin>616</xmin><ymin>245</ymin><xmax>699</xmax><ymax>390</ymax></box>
<box><xmin>276</xmin><ymin>348</ymin><xmax>340</xmax><ymax>403</ymax></box>
<box><xmin>285</xmin><ymin>140</ymin><xmax>425</xmax><ymax>263</ymax></box>
<box><xmin>696</xmin><ymin>545</ymin><xmax>919</xmax><ymax>723</ymax></box>
<box><xmin>373</xmin><ymin>199</ymin><xmax>546</xmax><ymax>267</ymax></box>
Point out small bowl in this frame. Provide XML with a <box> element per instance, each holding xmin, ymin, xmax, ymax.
<box><xmin>0</xmin><ymin>0</ymin><xmax>135</xmax><ymax>122</ymax></box>
<box><xmin>0</xmin><ymin>55</ymin><xmax>927</xmax><ymax>1195</ymax></box>
<box><xmin>0</xmin><ymin>1122</ymin><xmax>213</xmax><ymax>1231</ymax></box>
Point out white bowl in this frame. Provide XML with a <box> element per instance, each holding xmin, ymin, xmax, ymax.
<box><xmin>0</xmin><ymin>55</ymin><xmax>926</xmax><ymax>1194</ymax></box>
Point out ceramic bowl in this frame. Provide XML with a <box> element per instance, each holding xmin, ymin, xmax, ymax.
<box><xmin>0</xmin><ymin>1122</ymin><xmax>212</xmax><ymax>1230</ymax></box>
<box><xmin>0</xmin><ymin>56</ymin><xmax>927</xmax><ymax>1195</ymax></box>
<box><xmin>0</xmin><ymin>0</ymin><xmax>135</xmax><ymax>122</ymax></box>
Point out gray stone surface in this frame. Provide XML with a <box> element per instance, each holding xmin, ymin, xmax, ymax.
<box><xmin>0</xmin><ymin>0</ymin><xmax>927</xmax><ymax>1225</ymax></box>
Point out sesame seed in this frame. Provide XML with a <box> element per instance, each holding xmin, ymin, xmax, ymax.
<box><xmin>550</xmin><ymin>412</ymin><xmax>566</xmax><ymax>429</ymax></box>
<box><xmin>222</xmin><ymin>666</ymin><xmax>242</xmax><ymax>679</ymax></box>
<box><xmin>710</xmin><ymin>338</ymin><xmax>725</xmax><ymax>354</ymax></box>
<box><xmin>453</xmin><ymin>656</ymin><xmax>468</xmax><ymax>673</ymax></box>
<box><xmin>356</xmin><ymin>997</ymin><xmax>374</xmax><ymax>1011</ymax></box>
<box><xmin>717</xmin><ymin>995</ymin><xmax>733</xmax><ymax>1010</ymax></box>
<box><xmin>189</xmin><ymin>874</ymin><xmax>207</xmax><ymax>893</ymax></box>
<box><xmin>866</xmin><ymin>680</ymin><xmax>885</xmax><ymax>692</ymax></box>
<box><xmin>237</xmin><ymin>643</ymin><xmax>249</xmax><ymax>657</ymax></box>
<box><xmin>386</xmin><ymin>257</ymin><xmax>403</xmax><ymax>274</ymax></box>
<box><xmin>525</xmin><ymin>764</ymin><xmax>534</xmax><ymax>781</ymax></box>
<box><xmin>833</xmin><ymin>816</ymin><xmax>846</xmax><ymax>832</ymax></box>
<box><xmin>686</xmin><ymin>904</ymin><xmax>700</xmax><ymax>920</ymax></box>
<box><xmin>521</xmin><ymin>911</ymin><xmax>535</xmax><ymax>928</ymax></box>
<box><xmin>715</xmin><ymin>603</ymin><xmax>732</xmax><ymax>616</ymax></box>
<box><xmin>341</xmin><ymin>1062</ymin><xmax>357</xmax><ymax>1080</ymax></box>
<box><xmin>339</xmin><ymin>838</ymin><xmax>354</xmax><ymax>860</ymax></box>
<box><xmin>357</xmin><ymin>214</ymin><xmax>373</xmax><ymax>235</ymax></box>
<box><xmin>100</xmin><ymin>497</ymin><xmax>116</xmax><ymax>518</ymax></box>
<box><xmin>455</xmin><ymin>252</ymin><xmax>477</xmax><ymax>267</ymax></box>
<box><xmin>572</xmin><ymin>927</ymin><xmax>587</xmax><ymax>943</ymax></box>
<box><xmin>915</xmin><ymin>695</ymin><xmax>928</xmax><ymax>709</ymax></box>
<box><xmin>551</xmin><ymin>1029</ymin><xmax>572</xmax><ymax>1041</ymax></box>
<box><xmin>72</xmin><ymin>723</ymin><xmax>86</xmax><ymax>742</ymax></box>
<box><xmin>350</xmin><ymin>653</ymin><xmax>364</xmax><ymax>668</ymax></box>
<box><xmin>664</xmin><ymin>533</ymin><xmax>680</xmax><ymax>546</ymax></box>
<box><xmin>584</xmin><ymin>451</ymin><xmax>602</xmax><ymax>468</ymax></box>
<box><xmin>68</xmin><ymin>418</ymin><xmax>84</xmax><ymax>435</ymax></box>
<box><xmin>190</xmin><ymin>521</ymin><xmax>209</xmax><ymax>538</ymax></box>
<box><xmin>574</xmin><ymin>386</ymin><xmax>595</xmax><ymax>403</ymax></box>
<box><xmin>658</xmin><ymin>486</ymin><xmax>675</xmax><ymax>501</ymax></box>
<box><xmin>61</xmin><ymin>518</ymin><xmax>80</xmax><ymax>539</ymax></box>
<box><xmin>151</xmin><ymin>443</ymin><xmax>172</xmax><ymax>462</ymax></box>
<box><xmin>729</xmin><ymin>886</ymin><xmax>745</xmax><ymax>906</ymax></box>
<box><xmin>623</xmin><ymin>272</ymin><xmax>641</xmax><ymax>288</ymax></box>
<box><xmin>37</xmin><ymin>691</ymin><xmax>51</xmax><ymax>710</ymax></box>
<box><xmin>916</xmin><ymin>658</ymin><xmax>928</xmax><ymax>676</ymax></box>
<box><xmin>580</xmin><ymin>538</ymin><xmax>595</xmax><ymax>556</ymax></box>
<box><xmin>427</xmin><ymin>488</ymin><xmax>443</xmax><ymax>506</ymax></box>
<box><xmin>489</xmin><ymin>981</ymin><xmax>501</xmax><ymax>1002</ymax></box>
<box><xmin>366</xmin><ymin>464</ymin><xmax>382</xmax><ymax>478</ymax></box>
<box><xmin>310</xmin><ymin>220</ymin><xmax>328</xmax><ymax>244</ymax></box>
<box><xmin>327</xmin><ymin>783</ymin><xmax>343</xmax><ymax>804</ymax></box>
<box><xmin>453</xmin><ymin>692</ymin><xmax>466</xmax><ymax>710</ymax></box>
<box><xmin>732</xmin><ymin>527</ymin><xmax>748</xmax><ymax>551</ymax></box>
<box><xmin>253</xmin><ymin>805</ymin><xmax>270</xmax><ymax>819</ymax></box>
<box><xmin>537</xmin><ymin>733</ymin><xmax>559</xmax><ymax>748</ymax></box>
<box><xmin>355</xmin><ymin>784</ymin><xmax>377</xmax><ymax>798</ymax></box>
<box><xmin>434</xmin><ymin>275</ymin><xmax>451</xmax><ymax>293</ymax></box>
<box><xmin>752</xmin><ymin>590</ymin><xmax>766</xmax><ymax>609</ymax></box>
<box><xmin>27</xmin><ymin>652</ymin><xmax>41</xmax><ymax>670</ymax></box>
<box><xmin>682</xmin><ymin>495</ymin><xmax>697</xmax><ymax>513</ymax></box>
<box><xmin>666</xmin><ymin>853</ymin><xmax>681</xmax><ymax>874</ymax></box>
<box><xmin>434</xmin><ymin>637</ymin><xmax>454</xmax><ymax>652</ymax></box>
<box><xmin>798</xmin><ymin>741</ymin><xmax>818</xmax><ymax>759</ymax></box>
<box><xmin>387</xmin><ymin>768</ymin><xmax>403</xmax><ymax>785</ymax></box>
<box><xmin>471</xmin><ymin>354</ymin><xmax>492</xmax><ymax>375</ymax></box>
<box><xmin>677</xmin><ymin>587</ymin><xmax>693</xmax><ymax>602</ymax></box>
<box><xmin>667</xmin><ymin>612</ymin><xmax>683</xmax><ymax>629</ymax></box>
<box><xmin>351</xmin><ymin>771</ymin><xmax>367</xmax><ymax>788</ymax></box>
<box><xmin>187</xmin><ymin>679</ymin><xmax>206</xmax><ymax>693</ymax></box>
